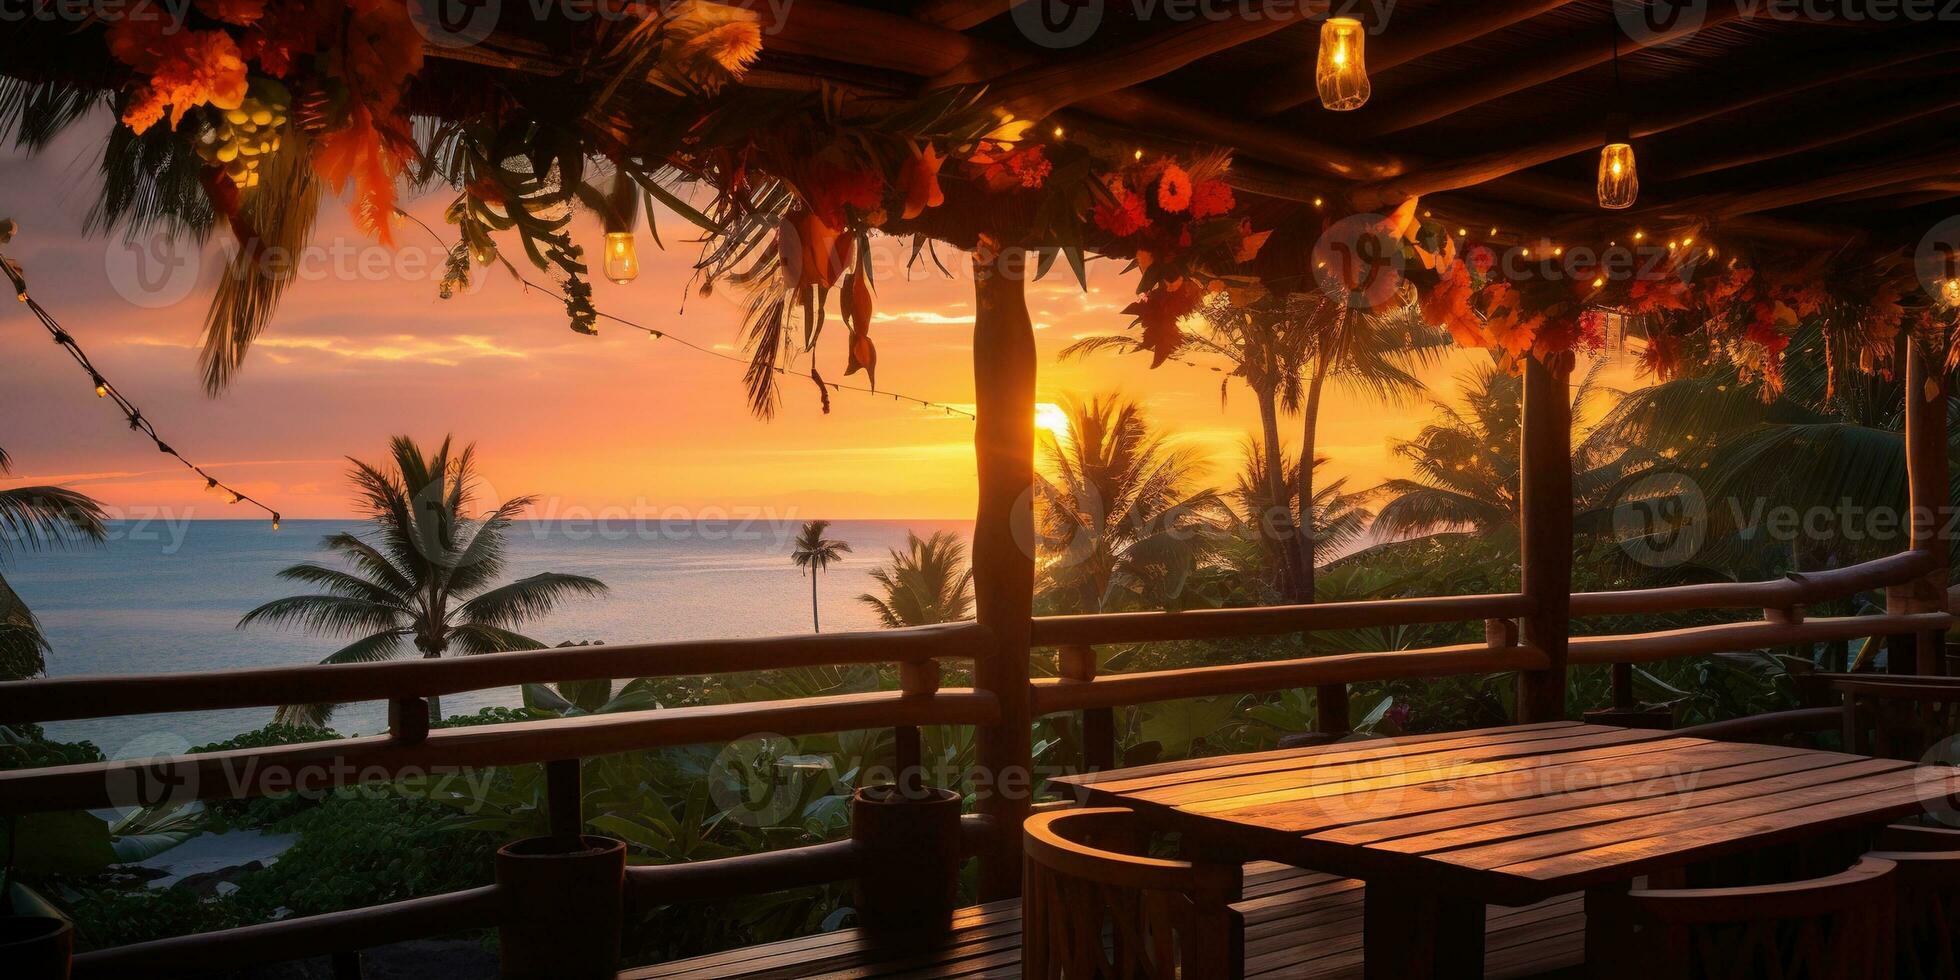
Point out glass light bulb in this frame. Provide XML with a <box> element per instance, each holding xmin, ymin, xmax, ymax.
<box><xmin>1598</xmin><ymin>142</ymin><xmax>1639</xmax><ymax>210</ymax></box>
<box><xmin>1317</xmin><ymin>18</ymin><xmax>1370</xmax><ymax>112</ymax></box>
<box><xmin>604</xmin><ymin>231</ymin><xmax>639</xmax><ymax>284</ymax></box>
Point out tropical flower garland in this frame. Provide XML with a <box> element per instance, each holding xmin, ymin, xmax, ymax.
<box><xmin>1390</xmin><ymin>197</ymin><xmax>1959</xmax><ymax>397</ymax></box>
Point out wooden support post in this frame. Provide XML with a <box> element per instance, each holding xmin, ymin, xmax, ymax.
<box><xmin>495</xmin><ymin>835</ymin><xmax>625</xmax><ymax>979</ymax></box>
<box><xmin>1611</xmin><ymin>662</ymin><xmax>1635</xmax><ymax>712</ymax></box>
<box><xmin>1518</xmin><ymin>356</ymin><xmax>1574</xmax><ymax>722</ymax></box>
<box><xmin>970</xmin><ymin>238</ymin><xmax>1037</xmax><ymax>901</ymax></box>
<box><xmin>1314</xmin><ymin>684</ymin><xmax>1350</xmax><ymax>738</ymax></box>
<box><xmin>1060</xmin><ymin>645</ymin><xmax>1115</xmax><ymax>772</ymax></box>
<box><xmin>1905</xmin><ymin>344</ymin><xmax>1951</xmax><ymax>674</ymax></box>
<box><xmin>388</xmin><ymin>697</ymin><xmax>429</xmax><ymax>745</ymax></box>
<box><xmin>895</xmin><ymin>659</ymin><xmax>938</xmax><ymax>798</ymax></box>
<box><xmin>545</xmin><ymin>758</ymin><xmax>582</xmax><ymax>847</ymax></box>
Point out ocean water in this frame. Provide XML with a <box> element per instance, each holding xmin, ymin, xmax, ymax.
<box><xmin>8</xmin><ymin>519</ymin><xmax>972</xmax><ymax>755</ymax></box>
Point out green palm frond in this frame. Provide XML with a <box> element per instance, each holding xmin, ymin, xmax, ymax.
<box><xmin>856</xmin><ymin>531</ymin><xmax>974</xmax><ymax>628</ymax></box>
<box><xmin>199</xmin><ymin>132</ymin><xmax>321</xmax><ymax>393</ymax></box>
<box><xmin>0</xmin><ymin>485</ymin><xmax>108</xmax><ymax>559</ymax></box>
<box><xmin>237</xmin><ymin>595</ymin><xmax>408</xmax><ymax>637</ymax></box>
<box><xmin>457</xmin><ymin>573</ymin><xmax>610</xmax><ymax>629</ymax></box>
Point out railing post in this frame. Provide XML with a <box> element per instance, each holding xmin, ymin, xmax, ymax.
<box><xmin>970</xmin><ymin>238</ymin><xmax>1037</xmax><ymax>901</ymax></box>
<box><xmin>1518</xmin><ymin>354</ymin><xmax>1574</xmax><ymax>722</ymax></box>
<box><xmin>895</xmin><ymin>658</ymin><xmax>938</xmax><ymax>797</ymax></box>
<box><xmin>1902</xmin><ymin>344</ymin><xmax>1950</xmax><ymax>674</ymax></box>
<box><xmin>1314</xmin><ymin>684</ymin><xmax>1350</xmax><ymax>738</ymax></box>
<box><xmin>545</xmin><ymin>758</ymin><xmax>582</xmax><ymax>845</ymax></box>
<box><xmin>389</xmin><ymin>697</ymin><xmax>429</xmax><ymax>745</ymax></box>
<box><xmin>1060</xmin><ymin>644</ymin><xmax>1116</xmax><ymax>770</ymax></box>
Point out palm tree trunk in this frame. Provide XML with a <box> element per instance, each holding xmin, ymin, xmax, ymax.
<box><xmin>1296</xmin><ymin>349</ymin><xmax>1331</xmax><ymax>602</ymax></box>
<box><xmin>812</xmin><ymin>570</ymin><xmax>821</xmax><ymax>633</ymax></box>
<box><xmin>1256</xmin><ymin>387</ymin><xmax>1304</xmax><ymax>601</ymax></box>
<box><xmin>424</xmin><ymin>650</ymin><xmax>444</xmax><ymax>724</ymax></box>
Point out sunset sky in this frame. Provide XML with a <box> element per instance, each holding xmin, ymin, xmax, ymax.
<box><xmin>1</xmin><ymin>114</ymin><xmax>1516</xmax><ymax>523</ymax></box>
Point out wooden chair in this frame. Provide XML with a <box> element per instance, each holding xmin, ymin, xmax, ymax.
<box><xmin>1873</xmin><ymin>827</ymin><xmax>1960</xmax><ymax>980</ymax></box>
<box><xmin>1627</xmin><ymin>856</ymin><xmax>1898</xmax><ymax>980</ymax></box>
<box><xmin>1022</xmin><ymin>806</ymin><xmax>1244</xmax><ymax>979</ymax></box>
<box><xmin>1826</xmin><ymin>674</ymin><xmax>1960</xmax><ymax>762</ymax></box>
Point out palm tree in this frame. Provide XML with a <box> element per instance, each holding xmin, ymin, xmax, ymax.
<box><xmin>1062</xmin><ymin>294</ymin><xmax>1443</xmax><ymax>602</ymax></box>
<box><xmin>790</xmin><ymin>520</ymin><xmax>851</xmax><ymax>632</ymax></box>
<box><xmin>239</xmin><ymin>436</ymin><xmax>608</xmax><ymax>726</ymax></box>
<box><xmin>1373</xmin><ymin>356</ymin><xmax>1624</xmax><ymax>540</ymax></box>
<box><xmin>0</xmin><ymin>446</ymin><xmax>107</xmax><ymax>680</ymax></box>
<box><xmin>857</xmin><ymin>530</ymin><xmax>974</xmax><ymax>627</ymax></box>
<box><xmin>1285</xmin><ymin>295</ymin><xmax>1446</xmax><ymax>598</ymax></box>
<box><xmin>1035</xmin><ymin>395</ymin><xmax>1228</xmax><ymax>613</ymax></box>
<box><xmin>1590</xmin><ymin>322</ymin><xmax>1953</xmax><ymax>577</ymax></box>
<box><xmin>1230</xmin><ymin>439</ymin><xmax>1369</xmax><ymax>584</ymax></box>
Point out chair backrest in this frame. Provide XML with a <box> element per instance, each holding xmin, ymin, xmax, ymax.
<box><xmin>1630</xmin><ymin>856</ymin><xmax>1897</xmax><ymax>980</ymax></box>
<box><xmin>1826</xmin><ymin>675</ymin><xmax>1960</xmax><ymax>761</ymax></box>
<box><xmin>1022</xmin><ymin>807</ymin><xmax>1244</xmax><ymax>979</ymax></box>
<box><xmin>1870</xmin><ymin>846</ymin><xmax>1960</xmax><ymax>980</ymax></box>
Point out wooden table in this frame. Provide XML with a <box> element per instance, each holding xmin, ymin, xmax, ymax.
<box><xmin>1049</xmin><ymin>719</ymin><xmax>1960</xmax><ymax>979</ymax></box>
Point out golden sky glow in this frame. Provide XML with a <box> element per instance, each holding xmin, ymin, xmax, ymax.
<box><xmin>0</xmin><ymin>116</ymin><xmax>1633</xmax><ymax>523</ymax></box>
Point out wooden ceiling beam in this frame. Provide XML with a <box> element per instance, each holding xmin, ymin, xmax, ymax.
<box><xmin>1646</xmin><ymin>148</ymin><xmax>1960</xmax><ymax>222</ymax></box>
<box><xmin>1662</xmin><ymin>90</ymin><xmax>1960</xmax><ymax>179</ymax></box>
<box><xmin>912</xmin><ymin>0</ymin><xmax>1030</xmax><ymax>31</ymax></box>
<box><xmin>1248</xmin><ymin>0</ymin><xmax>1582</xmax><ymax>116</ymax></box>
<box><xmin>1345</xmin><ymin>32</ymin><xmax>1960</xmax><ymax>210</ymax></box>
<box><xmin>954</xmin><ymin>10</ymin><xmax>1313</xmax><ymax>120</ymax></box>
<box><xmin>1346</xmin><ymin>0</ymin><xmax>1744</xmax><ymax>138</ymax></box>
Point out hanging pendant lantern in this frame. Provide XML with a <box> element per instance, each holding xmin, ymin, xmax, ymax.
<box><xmin>1316</xmin><ymin>17</ymin><xmax>1370</xmax><ymax>111</ymax></box>
<box><xmin>601</xmin><ymin>172</ymin><xmax>641</xmax><ymax>285</ymax></box>
<box><xmin>1597</xmin><ymin>114</ymin><xmax>1638</xmax><ymax>210</ymax></box>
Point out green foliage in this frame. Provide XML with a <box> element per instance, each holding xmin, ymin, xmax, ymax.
<box><xmin>230</xmin><ymin>795</ymin><xmax>497</xmax><ymax>919</ymax></box>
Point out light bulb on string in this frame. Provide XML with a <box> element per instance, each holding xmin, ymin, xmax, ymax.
<box><xmin>92</xmin><ymin>374</ymin><xmax>108</xmax><ymax>397</ymax></box>
<box><xmin>1316</xmin><ymin>17</ymin><xmax>1371</xmax><ymax>111</ymax></box>
<box><xmin>1597</xmin><ymin>12</ymin><xmax>1638</xmax><ymax>210</ymax></box>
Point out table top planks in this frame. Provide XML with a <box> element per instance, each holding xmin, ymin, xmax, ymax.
<box><xmin>1051</xmin><ymin>720</ymin><xmax>1960</xmax><ymax>906</ymax></box>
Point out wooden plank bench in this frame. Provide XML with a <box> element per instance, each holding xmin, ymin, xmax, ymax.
<box><xmin>623</xmin><ymin>863</ymin><xmax>1586</xmax><ymax>979</ymax></box>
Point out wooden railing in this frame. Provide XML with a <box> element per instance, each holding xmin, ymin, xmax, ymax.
<box><xmin>0</xmin><ymin>556</ymin><xmax>1945</xmax><ymax>975</ymax></box>
<box><xmin>0</xmin><ymin>346</ymin><xmax>1948</xmax><ymax>975</ymax></box>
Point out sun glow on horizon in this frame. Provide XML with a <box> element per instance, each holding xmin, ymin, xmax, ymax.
<box><xmin>1034</xmin><ymin>402</ymin><xmax>1070</xmax><ymax>443</ymax></box>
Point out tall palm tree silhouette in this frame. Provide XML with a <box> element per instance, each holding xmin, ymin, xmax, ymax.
<box><xmin>790</xmin><ymin>520</ymin><xmax>851</xmax><ymax>632</ymax></box>
<box><xmin>240</xmin><ymin>436</ymin><xmax>607</xmax><ymax>725</ymax></box>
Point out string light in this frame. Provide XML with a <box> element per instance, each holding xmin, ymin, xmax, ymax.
<box><xmin>1052</xmin><ymin>125</ymin><xmax>1065</xmax><ymax>139</ymax></box>
<box><xmin>0</xmin><ymin>245</ymin><xmax>282</xmax><ymax>530</ymax></box>
<box><xmin>396</xmin><ymin>210</ymin><xmax>978</xmax><ymax>422</ymax></box>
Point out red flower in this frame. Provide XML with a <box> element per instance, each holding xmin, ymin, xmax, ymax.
<box><xmin>1156</xmin><ymin>163</ymin><xmax>1193</xmax><ymax>213</ymax></box>
<box><xmin>199</xmin><ymin>0</ymin><xmax>267</xmax><ymax>26</ymax></box>
<box><xmin>1125</xmin><ymin>279</ymin><xmax>1203</xmax><ymax>366</ymax></box>
<box><xmin>1188</xmin><ymin>180</ymin><xmax>1234</xmax><ymax>220</ymax></box>
<box><xmin>1092</xmin><ymin>177</ymin><xmax>1148</xmax><ymax>238</ymax></box>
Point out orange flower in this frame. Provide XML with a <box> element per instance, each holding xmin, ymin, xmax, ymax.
<box><xmin>898</xmin><ymin>143</ymin><xmax>945</xmax><ymax>220</ymax></box>
<box><xmin>1156</xmin><ymin>163</ymin><xmax>1192</xmax><ymax>213</ymax></box>
<box><xmin>1420</xmin><ymin>259</ymin><xmax>1485</xmax><ymax>348</ymax></box>
<box><xmin>842</xmin><ymin>269</ymin><xmax>877</xmax><ymax>387</ymax></box>
<box><xmin>779</xmin><ymin>207</ymin><xmax>853</xmax><ymax>290</ymax></box>
<box><xmin>120</xmin><ymin>30</ymin><xmax>250</xmax><ymax>134</ymax></box>
<box><xmin>312</xmin><ymin>102</ymin><xmax>415</xmax><ymax>244</ymax></box>
<box><xmin>1480</xmin><ymin>282</ymin><xmax>1543</xmax><ymax>357</ymax></box>
<box><xmin>106</xmin><ymin>12</ymin><xmax>171</xmax><ymax>72</ymax></box>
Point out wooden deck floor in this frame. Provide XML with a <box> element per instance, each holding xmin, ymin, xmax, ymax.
<box><xmin>627</xmin><ymin>863</ymin><xmax>1586</xmax><ymax>979</ymax></box>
